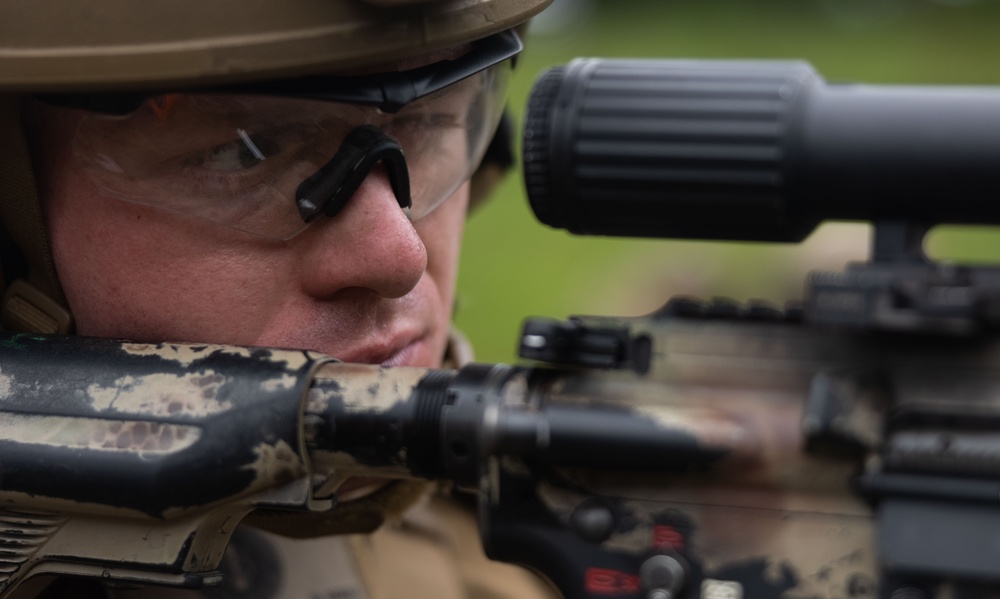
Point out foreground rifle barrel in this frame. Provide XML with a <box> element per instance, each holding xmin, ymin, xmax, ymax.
<box><xmin>0</xmin><ymin>333</ymin><xmax>782</xmax><ymax>598</ymax></box>
<box><xmin>305</xmin><ymin>362</ymin><xmax>741</xmax><ymax>485</ymax></box>
<box><xmin>0</xmin><ymin>333</ymin><xmax>755</xmax><ymax>522</ymax></box>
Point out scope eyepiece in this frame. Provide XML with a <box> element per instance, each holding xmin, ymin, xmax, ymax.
<box><xmin>523</xmin><ymin>59</ymin><xmax>1000</xmax><ymax>243</ymax></box>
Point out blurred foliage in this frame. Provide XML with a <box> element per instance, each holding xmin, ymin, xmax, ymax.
<box><xmin>455</xmin><ymin>0</ymin><xmax>1000</xmax><ymax>362</ymax></box>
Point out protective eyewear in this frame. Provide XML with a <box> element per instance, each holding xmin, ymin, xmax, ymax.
<box><xmin>40</xmin><ymin>30</ymin><xmax>520</xmax><ymax>240</ymax></box>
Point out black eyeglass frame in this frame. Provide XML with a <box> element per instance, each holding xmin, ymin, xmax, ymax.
<box><xmin>36</xmin><ymin>29</ymin><xmax>522</xmax><ymax>115</ymax></box>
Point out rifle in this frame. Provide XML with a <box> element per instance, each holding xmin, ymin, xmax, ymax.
<box><xmin>2</xmin><ymin>59</ymin><xmax>1000</xmax><ymax>599</ymax></box>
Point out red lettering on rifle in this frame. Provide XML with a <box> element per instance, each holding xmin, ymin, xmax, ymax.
<box><xmin>584</xmin><ymin>568</ymin><xmax>640</xmax><ymax>595</ymax></box>
<box><xmin>653</xmin><ymin>525</ymin><xmax>685</xmax><ymax>550</ymax></box>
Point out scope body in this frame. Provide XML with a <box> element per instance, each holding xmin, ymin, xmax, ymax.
<box><xmin>523</xmin><ymin>59</ymin><xmax>1000</xmax><ymax>242</ymax></box>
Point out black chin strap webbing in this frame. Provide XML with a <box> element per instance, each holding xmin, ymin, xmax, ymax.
<box><xmin>0</xmin><ymin>96</ymin><xmax>72</xmax><ymax>334</ymax></box>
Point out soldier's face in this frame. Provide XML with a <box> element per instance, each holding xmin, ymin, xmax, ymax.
<box><xmin>31</xmin><ymin>103</ymin><xmax>469</xmax><ymax>369</ymax></box>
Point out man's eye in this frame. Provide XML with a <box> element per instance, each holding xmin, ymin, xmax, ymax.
<box><xmin>196</xmin><ymin>131</ymin><xmax>279</xmax><ymax>171</ymax></box>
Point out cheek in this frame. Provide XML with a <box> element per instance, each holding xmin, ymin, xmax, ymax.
<box><xmin>46</xmin><ymin>170</ymin><xmax>288</xmax><ymax>342</ymax></box>
<box><xmin>417</xmin><ymin>182</ymin><xmax>469</xmax><ymax>306</ymax></box>
<box><xmin>411</xmin><ymin>183</ymin><xmax>469</xmax><ymax>362</ymax></box>
<box><xmin>29</xmin><ymin>103</ymin><xmax>284</xmax><ymax>343</ymax></box>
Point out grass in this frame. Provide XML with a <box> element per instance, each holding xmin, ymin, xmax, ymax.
<box><xmin>455</xmin><ymin>0</ymin><xmax>1000</xmax><ymax>362</ymax></box>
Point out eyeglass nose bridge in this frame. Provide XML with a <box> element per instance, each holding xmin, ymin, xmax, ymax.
<box><xmin>295</xmin><ymin>124</ymin><xmax>412</xmax><ymax>223</ymax></box>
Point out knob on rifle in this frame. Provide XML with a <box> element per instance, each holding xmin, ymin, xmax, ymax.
<box><xmin>519</xmin><ymin>317</ymin><xmax>651</xmax><ymax>374</ymax></box>
<box><xmin>639</xmin><ymin>554</ymin><xmax>689</xmax><ymax>599</ymax></box>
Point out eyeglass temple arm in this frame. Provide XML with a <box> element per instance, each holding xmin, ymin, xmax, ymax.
<box><xmin>296</xmin><ymin>125</ymin><xmax>412</xmax><ymax>223</ymax></box>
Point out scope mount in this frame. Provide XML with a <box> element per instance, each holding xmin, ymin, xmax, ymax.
<box><xmin>804</xmin><ymin>220</ymin><xmax>1000</xmax><ymax>335</ymax></box>
<box><xmin>521</xmin><ymin>222</ymin><xmax>1000</xmax><ymax>373</ymax></box>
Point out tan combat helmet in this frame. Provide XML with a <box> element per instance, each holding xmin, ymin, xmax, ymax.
<box><xmin>0</xmin><ymin>0</ymin><xmax>551</xmax><ymax>334</ymax></box>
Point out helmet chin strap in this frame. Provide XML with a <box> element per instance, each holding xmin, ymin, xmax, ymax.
<box><xmin>0</xmin><ymin>96</ymin><xmax>73</xmax><ymax>334</ymax></box>
<box><xmin>295</xmin><ymin>125</ymin><xmax>412</xmax><ymax>224</ymax></box>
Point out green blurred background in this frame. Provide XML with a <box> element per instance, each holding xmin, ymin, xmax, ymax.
<box><xmin>455</xmin><ymin>0</ymin><xmax>1000</xmax><ymax>362</ymax></box>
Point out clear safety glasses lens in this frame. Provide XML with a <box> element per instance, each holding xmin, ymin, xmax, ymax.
<box><xmin>70</xmin><ymin>61</ymin><xmax>511</xmax><ymax>240</ymax></box>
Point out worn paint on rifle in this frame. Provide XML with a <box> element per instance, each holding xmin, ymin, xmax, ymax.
<box><xmin>86</xmin><ymin>372</ymin><xmax>232</xmax><ymax>416</ymax></box>
<box><xmin>309</xmin><ymin>362</ymin><xmax>427</xmax><ymax>413</ymax></box>
<box><xmin>245</xmin><ymin>439</ymin><xmax>305</xmax><ymax>487</ymax></box>
<box><xmin>121</xmin><ymin>342</ymin><xmax>257</xmax><ymax>365</ymax></box>
<box><xmin>0</xmin><ymin>413</ymin><xmax>200</xmax><ymax>454</ymax></box>
<box><xmin>0</xmin><ymin>368</ymin><xmax>11</xmax><ymax>398</ymax></box>
<box><xmin>305</xmin><ymin>362</ymin><xmax>428</xmax><ymax>480</ymax></box>
<box><xmin>120</xmin><ymin>342</ymin><xmax>322</xmax><ymax>371</ymax></box>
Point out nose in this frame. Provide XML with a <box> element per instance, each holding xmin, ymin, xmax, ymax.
<box><xmin>295</xmin><ymin>166</ymin><xmax>428</xmax><ymax>300</ymax></box>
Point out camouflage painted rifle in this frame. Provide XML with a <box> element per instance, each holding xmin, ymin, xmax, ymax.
<box><xmin>2</xmin><ymin>59</ymin><xmax>1000</xmax><ymax>598</ymax></box>
<box><xmin>1</xmin><ymin>281</ymin><xmax>998</xmax><ymax>599</ymax></box>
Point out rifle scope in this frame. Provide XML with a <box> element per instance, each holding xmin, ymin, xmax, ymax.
<box><xmin>523</xmin><ymin>59</ymin><xmax>1000</xmax><ymax>242</ymax></box>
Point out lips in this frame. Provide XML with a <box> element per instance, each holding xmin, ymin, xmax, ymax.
<box><xmin>331</xmin><ymin>334</ymin><xmax>425</xmax><ymax>367</ymax></box>
<box><xmin>379</xmin><ymin>340</ymin><xmax>421</xmax><ymax>366</ymax></box>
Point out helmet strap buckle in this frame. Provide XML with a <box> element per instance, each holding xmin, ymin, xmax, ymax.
<box><xmin>2</xmin><ymin>279</ymin><xmax>73</xmax><ymax>334</ymax></box>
